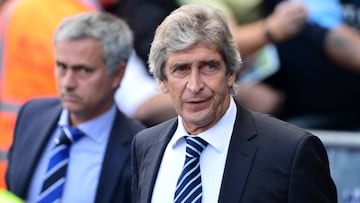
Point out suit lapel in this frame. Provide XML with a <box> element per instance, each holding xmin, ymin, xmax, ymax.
<box><xmin>218</xmin><ymin>104</ymin><xmax>258</xmax><ymax>203</ymax></box>
<box><xmin>142</xmin><ymin>119</ymin><xmax>177</xmax><ymax>203</ymax></box>
<box><xmin>19</xmin><ymin>101</ymin><xmax>61</xmax><ymax>197</ymax></box>
<box><xmin>94</xmin><ymin>110</ymin><xmax>133</xmax><ymax>203</ymax></box>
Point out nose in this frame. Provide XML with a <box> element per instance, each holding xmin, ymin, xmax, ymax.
<box><xmin>187</xmin><ymin>69</ymin><xmax>204</xmax><ymax>94</ymax></box>
<box><xmin>58</xmin><ymin>69</ymin><xmax>77</xmax><ymax>89</ymax></box>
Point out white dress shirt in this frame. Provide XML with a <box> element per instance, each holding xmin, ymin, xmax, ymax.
<box><xmin>27</xmin><ymin>105</ymin><xmax>116</xmax><ymax>203</ymax></box>
<box><xmin>151</xmin><ymin>98</ymin><xmax>237</xmax><ymax>203</ymax></box>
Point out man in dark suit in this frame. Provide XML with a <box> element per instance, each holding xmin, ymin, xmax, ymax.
<box><xmin>131</xmin><ymin>4</ymin><xmax>337</xmax><ymax>203</ymax></box>
<box><xmin>6</xmin><ymin>11</ymin><xmax>145</xmax><ymax>203</ymax></box>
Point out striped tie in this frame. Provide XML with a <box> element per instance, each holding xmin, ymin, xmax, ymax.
<box><xmin>37</xmin><ymin>126</ymin><xmax>85</xmax><ymax>203</ymax></box>
<box><xmin>174</xmin><ymin>136</ymin><xmax>208</xmax><ymax>203</ymax></box>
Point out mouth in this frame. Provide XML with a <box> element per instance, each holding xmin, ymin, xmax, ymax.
<box><xmin>186</xmin><ymin>97</ymin><xmax>205</xmax><ymax>102</ymax></box>
<box><xmin>187</xmin><ymin>100</ymin><xmax>206</xmax><ymax>104</ymax></box>
<box><xmin>184</xmin><ymin>97</ymin><xmax>210</xmax><ymax>106</ymax></box>
<box><xmin>61</xmin><ymin>94</ymin><xmax>80</xmax><ymax>102</ymax></box>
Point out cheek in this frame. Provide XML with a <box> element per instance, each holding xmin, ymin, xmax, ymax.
<box><xmin>96</xmin><ymin>79</ymin><xmax>114</xmax><ymax>93</ymax></box>
<box><xmin>167</xmin><ymin>83</ymin><xmax>184</xmax><ymax>103</ymax></box>
<box><xmin>85</xmin><ymin>84</ymin><xmax>112</xmax><ymax>105</ymax></box>
<box><xmin>209</xmin><ymin>78</ymin><xmax>230</xmax><ymax>99</ymax></box>
<box><xmin>83</xmin><ymin>77</ymin><xmax>111</xmax><ymax>94</ymax></box>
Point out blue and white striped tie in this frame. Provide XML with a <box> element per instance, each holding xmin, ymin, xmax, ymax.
<box><xmin>37</xmin><ymin>126</ymin><xmax>84</xmax><ymax>203</ymax></box>
<box><xmin>174</xmin><ymin>136</ymin><xmax>208</xmax><ymax>203</ymax></box>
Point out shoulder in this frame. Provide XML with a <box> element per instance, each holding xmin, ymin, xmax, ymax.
<box><xmin>239</xmin><ymin>108</ymin><xmax>329</xmax><ymax>165</ymax></box>
<box><xmin>115</xmin><ymin>109</ymin><xmax>147</xmax><ymax>135</ymax></box>
<box><xmin>240</xmin><ymin>111</ymin><xmax>336</xmax><ymax>201</ymax></box>
<box><xmin>244</xmin><ymin>110</ymin><xmax>321</xmax><ymax>150</ymax></box>
<box><xmin>21</xmin><ymin>97</ymin><xmax>60</xmax><ymax>110</ymax></box>
<box><xmin>252</xmin><ymin>111</ymin><xmax>310</xmax><ymax>137</ymax></box>
<box><xmin>133</xmin><ymin>118</ymin><xmax>177</xmax><ymax>145</ymax></box>
<box><xmin>18</xmin><ymin>97</ymin><xmax>60</xmax><ymax>117</ymax></box>
<box><xmin>249</xmin><ymin>111</ymin><xmax>327</xmax><ymax>159</ymax></box>
<box><xmin>15</xmin><ymin>98</ymin><xmax>61</xmax><ymax>128</ymax></box>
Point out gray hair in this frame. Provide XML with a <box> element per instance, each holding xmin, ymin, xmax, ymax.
<box><xmin>54</xmin><ymin>11</ymin><xmax>133</xmax><ymax>74</ymax></box>
<box><xmin>148</xmin><ymin>4</ymin><xmax>242</xmax><ymax>95</ymax></box>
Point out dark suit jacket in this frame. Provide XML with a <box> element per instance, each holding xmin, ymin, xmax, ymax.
<box><xmin>6</xmin><ymin>98</ymin><xmax>145</xmax><ymax>203</ymax></box>
<box><xmin>132</xmin><ymin>102</ymin><xmax>337</xmax><ymax>203</ymax></box>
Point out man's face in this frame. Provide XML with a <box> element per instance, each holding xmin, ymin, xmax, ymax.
<box><xmin>160</xmin><ymin>43</ymin><xmax>236</xmax><ymax>134</ymax></box>
<box><xmin>54</xmin><ymin>38</ymin><xmax>123</xmax><ymax>124</ymax></box>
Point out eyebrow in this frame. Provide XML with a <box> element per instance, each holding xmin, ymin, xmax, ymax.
<box><xmin>56</xmin><ymin>60</ymin><xmax>94</xmax><ymax>70</ymax></box>
<box><xmin>199</xmin><ymin>59</ymin><xmax>221</xmax><ymax>66</ymax></box>
<box><xmin>171</xmin><ymin>59</ymin><xmax>222</xmax><ymax>67</ymax></box>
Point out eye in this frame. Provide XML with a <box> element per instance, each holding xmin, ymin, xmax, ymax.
<box><xmin>81</xmin><ymin>67</ymin><xmax>93</xmax><ymax>74</ymax></box>
<box><xmin>76</xmin><ymin>67</ymin><xmax>95</xmax><ymax>78</ymax></box>
<box><xmin>173</xmin><ymin>65</ymin><xmax>188</xmax><ymax>73</ymax></box>
<box><xmin>55</xmin><ymin>62</ymin><xmax>67</xmax><ymax>74</ymax></box>
<box><xmin>56</xmin><ymin>62</ymin><xmax>64</xmax><ymax>69</ymax></box>
<box><xmin>206</xmin><ymin>63</ymin><xmax>217</xmax><ymax>70</ymax></box>
<box><xmin>200</xmin><ymin>61</ymin><xmax>219</xmax><ymax>75</ymax></box>
<box><xmin>171</xmin><ymin>64</ymin><xmax>190</xmax><ymax>78</ymax></box>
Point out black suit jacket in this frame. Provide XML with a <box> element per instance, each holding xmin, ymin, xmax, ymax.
<box><xmin>6</xmin><ymin>98</ymin><xmax>145</xmax><ymax>203</ymax></box>
<box><xmin>132</xmin><ymin>102</ymin><xmax>337</xmax><ymax>203</ymax></box>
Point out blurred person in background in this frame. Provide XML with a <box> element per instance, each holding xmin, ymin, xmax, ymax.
<box><xmin>0</xmin><ymin>0</ymin><xmax>177</xmax><ymax>188</ymax></box>
<box><xmin>0</xmin><ymin>0</ymin><xmax>98</xmax><ymax>189</ymax></box>
<box><xmin>107</xmin><ymin>0</ymin><xmax>179</xmax><ymax>126</ymax></box>
<box><xmin>6</xmin><ymin>11</ymin><xmax>145</xmax><ymax>202</ymax></box>
<box><xmin>272</xmin><ymin>0</ymin><xmax>360</xmax><ymax>203</ymax></box>
<box><xmin>262</xmin><ymin>0</ymin><xmax>360</xmax><ymax>131</ymax></box>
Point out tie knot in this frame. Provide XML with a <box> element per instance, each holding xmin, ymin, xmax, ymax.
<box><xmin>185</xmin><ymin>136</ymin><xmax>208</xmax><ymax>158</ymax></box>
<box><xmin>55</xmin><ymin>126</ymin><xmax>85</xmax><ymax>146</ymax></box>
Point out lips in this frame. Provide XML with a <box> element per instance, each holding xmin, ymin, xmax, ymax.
<box><xmin>185</xmin><ymin>98</ymin><xmax>205</xmax><ymax>103</ymax></box>
<box><xmin>61</xmin><ymin>94</ymin><xmax>80</xmax><ymax>102</ymax></box>
<box><xmin>184</xmin><ymin>97</ymin><xmax>211</xmax><ymax>106</ymax></box>
<box><xmin>187</xmin><ymin>100</ymin><xmax>205</xmax><ymax>103</ymax></box>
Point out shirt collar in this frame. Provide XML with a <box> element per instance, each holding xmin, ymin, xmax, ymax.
<box><xmin>172</xmin><ymin>97</ymin><xmax>237</xmax><ymax>153</ymax></box>
<box><xmin>58</xmin><ymin>105</ymin><xmax>117</xmax><ymax>144</ymax></box>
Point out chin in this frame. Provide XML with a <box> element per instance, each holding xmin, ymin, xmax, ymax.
<box><xmin>62</xmin><ymin>103</ymin><xmax>82</xmax><ymax>112</ymax></box>
<box><xmin>186</xmin><ymin>111</ymin><xmax>213</xmax><ymax>124</ymax></box>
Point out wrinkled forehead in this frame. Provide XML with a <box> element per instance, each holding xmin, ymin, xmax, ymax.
<box><xmin>165</xmin><ymin>43</ymin><xmax>222</xmax><ymax>64</ymax></box>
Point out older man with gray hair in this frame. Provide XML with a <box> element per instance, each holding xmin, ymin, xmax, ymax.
<box><xmin>131</xmin><ymin>4</ymin><xmax>337</xmax><ymax>203</ymax></box>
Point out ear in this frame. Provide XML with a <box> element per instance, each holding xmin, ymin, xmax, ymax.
<box><xmin>226</xmin><ymin>71</ymin><xmax>236</xmax><ymax>88</ymax></box>
<box><xmin>158</xmin><ymin>79</ymin><xmax>169</xmax><ymax>94</ymax></box>
<box><xmin>112</xmin><ymin>62</ymin><xmax>126</xmax><ymax>89</ymax></box>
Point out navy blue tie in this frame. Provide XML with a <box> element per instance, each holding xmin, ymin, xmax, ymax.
<box><xmin>174</xmin><ymin>136</ymin><xmax>208</xmax><ymax>203</ymax></box>
<box><xmin>37</xmin><ymin>126</ymin><xmax>85</xmax><ymax>203</ymax></box>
